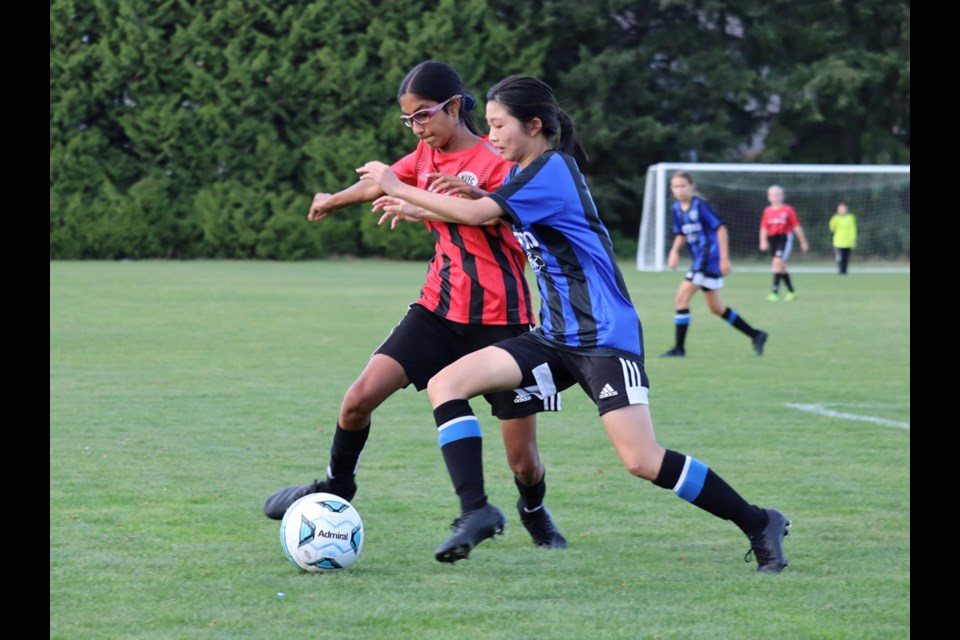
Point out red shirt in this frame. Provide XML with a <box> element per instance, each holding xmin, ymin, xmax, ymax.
<box><xmin>760</xmin><ymin>204</ymin><xmax>800</xmax><ymax>237</ymax></box>
<box><xmin>391</xmin><ymin>138</ymin><xmax>535</xmax><ymax>326</ymax></box>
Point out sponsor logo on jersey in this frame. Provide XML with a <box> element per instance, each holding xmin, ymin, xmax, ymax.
<box><xmin>527</xmin><ymin>253</ymin><xmax>546</xmax><ymax>273</ymax></box>
<box><xmin>512</xmin><ymin>230</ymin><xmax>547</xmax><ymax>274</ymax></box>
<box><xmin>458</xmin><ymin>171</ymin><xmax>479</xmax><ymax>187</ymax></box>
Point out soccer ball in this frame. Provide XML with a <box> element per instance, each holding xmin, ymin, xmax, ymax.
<box><xmin>279</xmin><ymin>492</ymin><xmax>364</xmax><ymax>572</ymax></box>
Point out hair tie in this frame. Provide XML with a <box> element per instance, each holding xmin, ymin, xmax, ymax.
<box><xmin>461</xmin><ymin>93</ymin><xmax>476</xmax><ymax>112</ymax></box>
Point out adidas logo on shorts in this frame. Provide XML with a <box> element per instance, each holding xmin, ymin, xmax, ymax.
<box><xmin>598</xmin><ymin>384</ymin><xmax>619</xmax><ymax>399</ymax></box>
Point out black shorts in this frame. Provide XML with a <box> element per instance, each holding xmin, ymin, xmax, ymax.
<box><xmin>768</xmin><ymin>234</ymin><xmax>794</xmax><ymax>261</ymax></box>
<box><xmin>375</xmin><ymin>303</ymin><xmax>560</xmax><ymax>419</ymax></box>
<box><xmin>493</xmin><ymin>332</ymin><xmax>650</xmax><ymax>416</ymax></box>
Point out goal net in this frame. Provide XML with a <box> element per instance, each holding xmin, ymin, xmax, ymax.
<box><xmin>636</xmin><ymin>163</ymin><xmax>910</xmax><ymax>272</ymax></box>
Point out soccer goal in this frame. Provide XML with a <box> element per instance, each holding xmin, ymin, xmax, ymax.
<box><xmin>636</xmin><ymin>163</ymin><xmax>910</xmax><ymax>272</ymax></box>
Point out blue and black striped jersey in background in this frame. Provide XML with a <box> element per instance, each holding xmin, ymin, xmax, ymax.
<box><xmin>671</xmin><ymin>196</ymin><xmax>724</xmax><ymax>276</ymax></box>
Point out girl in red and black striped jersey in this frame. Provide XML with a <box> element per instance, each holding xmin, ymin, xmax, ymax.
<box><xmin>263</xmin><ymin>61</ymin><xmax>566</xmax><ymax>550</ymax></box>
<box><xmin>759</xmin><ymin>185</ymin><xmax>809</xmax><ymax>301</ymax></box>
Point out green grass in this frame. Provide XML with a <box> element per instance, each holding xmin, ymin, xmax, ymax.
<box><xmin>50</xmin><ymin>259</ymin><xmax>910</xmax><ymax>640</ymax></box>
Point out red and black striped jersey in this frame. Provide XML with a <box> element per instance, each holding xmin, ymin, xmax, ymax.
<box><xmin>760</xmin><ymin>204</ymin><xmax>800</xmax><ymax>237</ymax></box>
<box><xmin>392</xmin><ymin>138</ymin><xmax>535</xmax><ymax>326</ymax></box>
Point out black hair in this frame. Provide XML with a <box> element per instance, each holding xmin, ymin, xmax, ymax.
<box><xmin>486</xmin><ymin>75</ymin><xmax>589</xmax><ymax>164</ymax></box>
<box><xmin>397</xmin><ymin>60</ymin><xmax>479</xmax><ymax>135</ymax></box>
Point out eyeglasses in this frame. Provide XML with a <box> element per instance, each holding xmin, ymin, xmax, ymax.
<box><xmin>400</xmin><ymin>95</ymin><xmax>461</xmax><ymax>128</ymax></box>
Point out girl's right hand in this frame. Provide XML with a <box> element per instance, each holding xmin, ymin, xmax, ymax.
<box><xmin>308</xmin><ymin>193</ymin><xmax>336</xmax><ymax>221</ymax></box>
<box><xmin>667</xmin><ymin>250</ymin><xmax>680</xmax><ymax>271</ymax></box>
<box><xmin>424</xmin><ymin>172</ymin><xmax>487</xmax><ymax>199</ymax></box>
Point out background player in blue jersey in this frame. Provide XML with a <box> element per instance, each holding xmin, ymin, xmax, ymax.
<box><xmin>359</xmin><ymin>75</ymin><xmax>791</xmax><ymax>572</ymax></box>
<box><xmin>659</xmin><ymin>171</ymin><xmax>768</xmax><ymax>357</ymax></box>
<box><xmin>264</xmin><ymin>61</ymin><xmax>567</xmax><ymax>552</ymax></box>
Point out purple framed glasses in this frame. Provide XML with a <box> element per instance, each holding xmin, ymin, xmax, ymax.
<box><xmin>400</xmin><ymin>94</ymin><xmax>461</xmax><ymax>128</ymax></box>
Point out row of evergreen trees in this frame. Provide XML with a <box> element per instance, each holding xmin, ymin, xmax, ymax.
<box><xmin>50</xmin><ymin>0</ymin><xmax>910</xmax><ymax>260</ymax></box>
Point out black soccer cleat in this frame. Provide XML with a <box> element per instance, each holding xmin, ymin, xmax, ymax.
<box><xmin>659</xmin><ymin>347</ymin><xmax>686</xmax><ymax>358</ymax></box>
<box><xmin>752</xmin><ymin>331</ymin><xmax>769</xmax><ymax>356</ymax></box>
<box><xmin>744</xmin><ymin>507</ymin><xmax>791</xmax><ymax>573</ymax></box>
<box><xmin>263</xmin><ymin>478</ymin><xmax>357</xmax><ymax>520</ymax></box>
<box><xmin>434</xmin><ymin>503</ymin><xmax>507</xmax><ymax>563</ymax></box>
<box><xmin>517</xmin><ymin>499</ymin><xmax>568</xmax><ymax>549</ymax></box>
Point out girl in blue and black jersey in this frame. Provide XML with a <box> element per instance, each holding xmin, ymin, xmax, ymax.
<box><xmin>659</xmin><ymin>171</ymin><xmax>768</xmax><ymax>358</ymax></box>
<box><xmin>359</xmin><ymin>75</ymin><xmax>790</xmax><ymax>573</ymax></box>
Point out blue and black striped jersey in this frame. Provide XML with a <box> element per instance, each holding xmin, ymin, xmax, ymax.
<box><xmin>489</xmin><ymin>150</ymin><xmax>643</xmax><ymax>356</ymax></box>
<box><xmin>671</xmin><ymin>196</ymin><xmax>724</xmax><ymax>276</ymax></box>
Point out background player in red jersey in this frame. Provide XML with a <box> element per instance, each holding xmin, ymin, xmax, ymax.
<box><xmin>263</xmin><ymin>61</ymin><xmax>567</xmax><ymax>550</ymax></box>
<box><xmin>759</xmin><ymin>185</ymin><xmax>809</xmax><ymax>301</ymax></box>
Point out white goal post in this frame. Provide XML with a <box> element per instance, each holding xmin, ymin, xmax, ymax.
<box><xmin>636</xmin><ymin>163</ymin><xmax>910</xmax><ymax>272</ymax></box>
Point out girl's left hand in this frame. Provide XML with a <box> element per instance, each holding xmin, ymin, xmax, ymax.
<box><xmin>373</xmin><ymin>196</ymin><xmax>424</xmax><ymax>229</ymax></box>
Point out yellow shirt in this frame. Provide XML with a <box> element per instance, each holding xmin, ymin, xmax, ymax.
<box><xmin>829</xmin><ymin>213</ymin><xmax>857</xmax><ymax>249</ymax></box>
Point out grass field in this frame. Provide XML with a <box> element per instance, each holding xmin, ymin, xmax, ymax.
<box><xmin>50</xmin><ymin>259</ymin><xmax>910</xmax><ymax>639</ymax></box>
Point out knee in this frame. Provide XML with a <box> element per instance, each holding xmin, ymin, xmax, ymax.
<box><xmin>507</xmin><ymin>454</ymin><xmax>542</xmax><ymax>484</ymax></box>
<box><xmin>513</xmin><ymin>464</ymin><xmax>542</xmax><ymax>485</ymax></box>
<box><xmin>425</xmin><ymin>376</ymin><xmax>446</xmax><ymax>405</ymax></box>
<box><xmin>428</xmin><ymin>370</ymin><xmax>472</xmax><ymax>405</ymax></box>
<box><xmin>622</xmin><ymin>458</ymin><xmax>658</xmax><ymax>482</ymax></box>
<box><xmin>339</xmin><ymin>385</ymin><xmax>376</xmax><ymax>426</ymax></box>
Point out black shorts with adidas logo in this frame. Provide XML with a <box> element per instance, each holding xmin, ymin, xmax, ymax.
<box><xmin>375</xmin><ymin>303</ymin><xmax>561</xmax><ymax>420</ymax></box>
<box><xmin>494</xmin><ymin>331</ymin><xmax>650</xmax><ymax>416</ymax></box>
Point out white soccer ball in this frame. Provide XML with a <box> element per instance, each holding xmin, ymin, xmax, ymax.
<box><xmin>279</xmin><ymin>492</ymin><xmax>364</xmax><ymax>572</ymax></box>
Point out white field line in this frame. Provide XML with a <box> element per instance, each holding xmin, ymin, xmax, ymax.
<box><xmin>785</xmin><ymin>403</ymin><xmax>910</xmax><ymax>430</ymax></box>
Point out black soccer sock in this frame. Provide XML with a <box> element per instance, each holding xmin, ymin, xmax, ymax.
<box><xmin>327</xmin><ymin>423</ymin><xmax>370</xmax><ymax>488</ymax></box>
<box><xmin>782</xmin><ymin>273</ymin><xmax>794</xmax><ymax>292</ymax></box>
<box><xmin>434</xmin><ymin>399</ymin><xmax>488</xmax><ymax>513</ymax></box>
<box><xmin>652</xmin><ymin>449</ymin><xmax>765</xmax><ymax>535</ymax></box>
<box><xmin>515</xmin><ymin>473</ymin><xmax>547</xmax><ymax>511</ymax></box>
<box><xmin>674</xmin><ymin>309</ymin><xmax>691</xmax><ymax>349</ymax></box>
<box><xmin>721</xmin><ymin>307</ymin><xmax>759</xmax><ymax>338</ymax></box>
<box><xmin>771</xmin><ymin>273</ymin><xmax>781</xmax><ymax>293</ymax></box>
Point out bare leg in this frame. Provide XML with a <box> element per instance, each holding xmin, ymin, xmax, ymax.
<box><xmin>337</xmin><ymin>353</ymin><xmax>410</xmax><ymax>430</ymax></box>
<box><xmin>500</xmin><ymin>415</ymin><xmax>543</xmax><ymax>485</ymax></box>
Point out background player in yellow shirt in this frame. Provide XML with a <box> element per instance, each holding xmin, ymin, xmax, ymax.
<box><xmin>829</xmin><ymin>202</ymin><xmax>857</xmax><ymax>275</ymax></box>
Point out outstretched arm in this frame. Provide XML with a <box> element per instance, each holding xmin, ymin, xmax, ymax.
<box><xmin>372</xmin><ymin>196</ymin><xmax>449</xmax><ymax>228</ymax></box>
<box><xmin>308</xmin><ymin>180</ymin><xmax>385</xmax><ymax>222</ymax></box>
<box><xmin>358</xmin><ymin>161</ymin><xmax>504</xmax><ymax>226</ymax></box>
